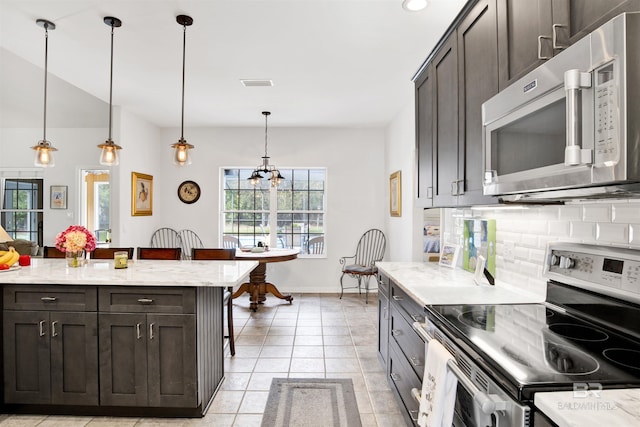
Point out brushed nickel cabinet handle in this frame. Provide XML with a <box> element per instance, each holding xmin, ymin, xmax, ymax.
<box><xmin>390</xmin><ymin>372</ymin><xmax>401</xmax><ymax>381</ymax></box>
<box><xmin>41</xmin><ymin>296</ymin><xmax>57</xmax><ymax>302</ymax></box>
<box><xmin>426</xmin><ymin>187</ymin><xmax>433</xmax><ymax>199</ymax></box>
<box><xmin>39</xmin><ymin>320</ymin><xmax>46</xmax><ymax>337</ymax></box>
<box><xmin>538</xmin><ymin>35</ymin><xmax>552</xmax><ymax>60</ymax></box>
<box><xmin>391</xmin><ymin>329</ymin><xmax>402</xmax><ymax>336</ymax></box>
<box><xmin>552</xmin><ymin>24</ymin><xmax>568</xmax><ymax>50</ymax></box>
<box><xmin>409</xmin><ymin>356</ymin><xmax>422</xmax><ymax>367</ymax></box>
<box><xmin>392</xmin><ymin>295</ymin><xmax>403</xmax><ymax>301</ymax></box>
<box><xmin>136</xmin><ymin>323</ymin><xmax>142</xmax><ymax>340</ymax></box>
<box><xmin>410</xmin><ymin>314</ymin><xmax>423</xmax><ymax>322</ymax></box>
<box><xmin>149</xmin><ymin>323</ymin><xmax>155</xmax><ymax>340</ymax></box>
<box><xmin>409</xmin><ymin>410</ymin><xmax>419</xmax><ymax>422</ymax></box>
<box><xmin>51</xmin><ymin>321</ymin><xmax>58</xmax><ymax>337</ymax></box>
<box><xmin>137</xmin><ymin>298</ymin><xmax>153</xmax><ymax>304</ymax></box>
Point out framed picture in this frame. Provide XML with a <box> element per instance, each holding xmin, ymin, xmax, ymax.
<box><xmin>439</xmin><ymin>244</ymin><xmax>460</xmax><ymax>268</ymax></box>
<box><xmin>389</xmin><ymin>170</ymin><xmax>402</xmax><ymax>217</ymax></box>
<box><xmin>50</xmin><ymin>185</ymin><xmax>68</xmax><ymax>209</ymax></box>
<box><xmin>131</xmin><ymin>172</ymin><xmax>153</xmax><ymax>216</ymax></box>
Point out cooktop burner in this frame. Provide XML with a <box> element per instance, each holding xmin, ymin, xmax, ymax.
<box><xmin>603</xmin><ymin>349</ymin><xmax>640</xmax><ymax>370</ymax></box>
<box><xmin>457</xmin><ymin>308</ymin><xmax>495</xmax><ymax>331</ymax></box>
<box><xmin>548</xmin><ymin>323</ymin><xmax>609</xmax><ymax>342</ymax></box>
<box><xmin>543</xmin><ymin>341</ymin><xmax>599</xmax><ymax>374</ymax></box>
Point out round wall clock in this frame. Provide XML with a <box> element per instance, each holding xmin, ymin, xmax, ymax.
<box><xmin>177</xmin><ymin>180</ymin><xmax>201</xmax><ymax>204</ymax></box>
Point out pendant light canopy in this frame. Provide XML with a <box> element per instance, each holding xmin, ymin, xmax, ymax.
<box><xmin>171</xmin><ymin>14</ymin><xmax>194</xmax><ymax>166</ymax></box>
<box><xmin>97</xmin><ymin>16</ymin><xmax>123</xmax><ymax>166</ymax></box>
<box><xmin>248</xmin><ymin>111</ymin><xmax>284</xmax><ymax>188</ymax></box>
<box><xmin>31</xmin><ymin>19</ymin><xmax>57</xmax><ymax>167</ymax></box>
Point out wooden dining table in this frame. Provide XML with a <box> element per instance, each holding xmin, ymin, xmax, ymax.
<box><xmin>232</xmin><ymin>248</ymin><xmax>299</xmax><ymax>311</ymax></box>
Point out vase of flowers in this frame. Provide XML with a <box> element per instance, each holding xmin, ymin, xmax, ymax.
<box><xmin>55</xmin><ymin>225</ymin><xmax>97</xmax><ymax>268</ymax></box>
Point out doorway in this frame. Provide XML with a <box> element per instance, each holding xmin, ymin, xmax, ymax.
<box><xmin>81</xmin><ymin>169</ymin><xmax>111</xmax><ymax>244</ymax></box>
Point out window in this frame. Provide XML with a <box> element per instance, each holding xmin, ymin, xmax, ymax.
<box><xmin>222</xmin><ymin>168</ymin><xmax>326</xmax><ymax>255</ymax></box>
<box><xmin>1</xmin><ymin>178</ymin><xmax>44</xmax><ymax>246</ymax></box>
<box><xmin>81</xmin><ymin>170</ymin><xmax>111</xmax><ymax>243</ymax></box>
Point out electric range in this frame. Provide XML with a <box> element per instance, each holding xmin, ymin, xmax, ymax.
<box><xmin>415</xmin><ymin>243</ymin><xmax>640</xmax><ymax>427</ymax></box>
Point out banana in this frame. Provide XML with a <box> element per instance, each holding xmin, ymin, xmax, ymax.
<box><xmin>0</xmin><ymin>248</ymin><xmax>19</xmax><ymax>266</ymax></box>
<box><xmin>0</xmin><ymin>249</ymin><xmax>15</xmax><ymax>265</ymax></box>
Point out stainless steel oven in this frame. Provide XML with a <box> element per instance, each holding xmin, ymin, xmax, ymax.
<box><xmin>482</xmin><ymin>12</ymin><xmax>640</xmax><ymax>201</ymax></box>
<box><xmin>414</xmin><ymin>242</ymin><xmax>640</xmax><ymax>426</ymax></box>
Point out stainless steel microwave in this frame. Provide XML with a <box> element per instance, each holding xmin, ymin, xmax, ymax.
<box><xmin>482</xmin><ymin>12</ymin><xmax>640</xmax><ymax>201</ymax></box>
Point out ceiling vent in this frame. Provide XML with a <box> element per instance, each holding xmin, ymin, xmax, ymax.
<box><xmin>240</xmin><ymin>79</ymin><xmax>274</xmax><ymax>87</ymax></box>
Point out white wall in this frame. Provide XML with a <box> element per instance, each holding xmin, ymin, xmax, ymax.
<box><xmin>0</xmin><ymin>126</ymin><xmax>106</xmax><ymax>244</ymax></box>
<box><xmin>384</xmin><ymin>98</ymin><xmax>425</xmax><ymax>262</ymax></box>
<box><xmin>156</xmin><ymin>125</ymin><xmax>387</xmax><ymax>293</ymax></box>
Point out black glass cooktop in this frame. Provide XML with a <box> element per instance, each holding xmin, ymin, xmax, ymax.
<box><xmin>425</xmin><ymin>283</ymin><xmax>640</xmax><ymax>401</ymax></box>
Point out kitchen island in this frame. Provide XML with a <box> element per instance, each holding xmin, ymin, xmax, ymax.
<box><xmin>0</xmin><ymin>258</ymin><xmax>257</xmax><ymax>417</ymax></box>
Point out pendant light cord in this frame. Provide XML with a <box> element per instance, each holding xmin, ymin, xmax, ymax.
<box><xmin>43</xmin><ymin>26</ymin><xmax>49</xmax><ymax>142</ymax></box>
<box><xmin>181</xmin><ymin>24</ymin><xmax>186</xmax><ymax>140</ymax></box>
<box><xmin>264</xmin><ymin>113</ymin><xmax>269</xmax><ymax>158</ymax></box>
<box><xmin>108</xmin><ymin>23</ymin><xmax>114</xmax><ymax>141</ymax></box>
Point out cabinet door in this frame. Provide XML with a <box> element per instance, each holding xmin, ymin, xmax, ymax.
<box><xmin>457</xmin><ymin>0</ymin><xmax>500</xmax><ymax>206</ymax></box>
<box><xmin>50</xmin><ymin>311</ymin><xmax>99</xmax><ymax>405</ymax></box>
<box><xmin>3</xmin><ymin>311</ymin><xmax>51</xmax><ymax>404</ymax></box>
<box><xmin>497</xmin><ymin>0</ymin><xmax>555</xmax><ymax>89</ymax></box>
<box><xmin>565</xmin><ymin>0</ymin><xmax>640</xmax><ymax>42</ymax></box>
<box><xmin>99</xmin><ymin>312</ymin><xmax>148</xmax><ymax>406</ymax></box>
<box><xmin>415</xmin><ymin>65</ymin><xmax>434</xmax><ymax>207</ymax></box>
<box><xmin>432</xmin><ymin>32</ymin><xmax>459</xmax><ymax>207</ymax></box>
<box><xmin>147</xmin><ymin>314</ymin><xmax>197</xmax><ymax>408</ymax></box>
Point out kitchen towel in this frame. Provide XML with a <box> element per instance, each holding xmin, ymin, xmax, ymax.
<box><xmin>418</xmin><ymin>339</ymin><xmax>458</xmax><ymax>427</ymax></box>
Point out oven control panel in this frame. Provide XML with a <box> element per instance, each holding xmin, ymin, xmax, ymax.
<box><xmin>545</xmin><ymin>243</ymin><xmax>640</xmax><ymax>301</ymax></box>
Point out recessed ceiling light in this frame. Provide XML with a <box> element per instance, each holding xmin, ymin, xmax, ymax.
<box><xmin>402</xmin><ymin>0</ymin><xmax>428</xmax><ymax>12</ymax></box>
<box><xmin>240</xmin><ymin>79</ymin><xmax>274</xmax><ymax>87</ymax></box>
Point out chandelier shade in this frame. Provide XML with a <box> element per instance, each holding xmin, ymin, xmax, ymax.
<box><xmin>98</xmin><ymin>16</ymin><xmax>123</xmax><ymax>166</ymax></box>
<box><xmin>32</xmin><ymin>19</ymin><xmax>57</xmax><ymax>167</ymax></box>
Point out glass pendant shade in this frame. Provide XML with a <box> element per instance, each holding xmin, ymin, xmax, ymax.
<box><xmin>32</xmin><ymin>141</ymin><xmax>57</xmax><ymax>167</ymax></box>
<box><xmin>172</xmin><ymin>139</ymin><xmax>193</xmax><ymax>166</ymax></box>
<box><xmin>98</xmin><ymin>140</ymin><xmax>122</xmax><ymax>166</ymax></box>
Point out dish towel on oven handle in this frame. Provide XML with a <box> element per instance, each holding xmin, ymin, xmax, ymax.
<box><xmin>418</xmin><ymin>339</ymin><xmax>458</xmax><ymax>427</ymax></box>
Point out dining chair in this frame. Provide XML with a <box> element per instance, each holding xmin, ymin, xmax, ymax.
<box><xmin>307</xmin><ymin>236</ymin><xmax>324</xmax><ymax>254</ymax></box>
<box><xmin>150</xmin><ymin>227</ymin><xmax>182</xmax><ymax>248</ymax></box>
<box><xmin>223</xmin><ymin>235</ymin><xmax>240</xmax><ymax>249</ymax></box>
<box><xmin>137</xmin><ymin>247</ymin><xmax>182</xmax><ymax>260</ymax></box>
<box><xmin>339</xmin><ymin>228</ymin><xmax>386</xmax><ymax>304</ymax></box>
<box><xmin>90</xmin><ymin>247</ymin><xmax>135</xmax><ymax>260</ymax></box>
<box><xmin>43</xmin><ymin>246</ymin><xmax>65</xmax><ymax>258</ymax></box>
<box><xmin>178</xmin><ymin>229</ymin><xmax>204</xmax><ymax>260</ymax></box>
<box><xmin>192</xmin><ymin>247</ymin><xmax>237</xmax><ymax>356</ymax></box>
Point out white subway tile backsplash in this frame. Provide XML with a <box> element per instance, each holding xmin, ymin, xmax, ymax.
<box><xmin>570</xmin><ymin>221</ymin><xmax>596</xmax><ymax>241</ymax></box>
<box><xmin>529</xmin><ymin>248</ymin><xmax>546</xmax><ymax>264</ymax></box>
<box><xmin>582</xmin><ymin>204</ymin><xmax>612</xmax><ymax>222</ymax></box>
<box><xmin>548</xmin><ymin>221</ymin><xmax>570</xmax><ymax>237</ymax></box>
<box><xmin>630</xmin><ymin>224</ymin><xmax>640</xmax><ymax>247</ymax></box>
<box><xmin>514</xmin><ymin>246</ymin><xmax>530</xmax><ymax>260</ymax></box>
<box><xmin>612</xmin><ymin>203</ymin><xmax>640</xmax><ymax>223</ymax></box>
<box><xmin>596</xmin><ymin>223</ymin><xmax>629</xmax><ymax>244</ymax></box>
<box><xmin>559</xmin><ymin>205</ymin><xmax>582</xmax><ymax>221</ymax></box>
<box><xmin>520</xmin><ymin>234</ymin><xmax>539</xmax><ymax>247</ymax></box>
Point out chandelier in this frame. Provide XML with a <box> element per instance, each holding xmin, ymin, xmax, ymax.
<box><xmin>248</xmin><ymin>111</ymin><xmax>284</xmax><ymax>187</ymax></box>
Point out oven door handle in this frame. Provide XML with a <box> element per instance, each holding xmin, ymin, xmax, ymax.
<box><xmin>412</xmin><ymin>321</ymin><xmax>509</xmax><ymax>415</ymax></box>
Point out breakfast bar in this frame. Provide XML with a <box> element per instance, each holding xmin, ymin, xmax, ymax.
<box><xmin>0</xmin><ymin>258</ymin><xmax>258</xmax><ymax>417</ymax></box>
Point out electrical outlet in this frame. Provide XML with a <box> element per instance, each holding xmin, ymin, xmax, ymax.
<box><xmin>503</xmin><ymin>240</ymin><xmax>516</xmax><ymax>262</ymax></box>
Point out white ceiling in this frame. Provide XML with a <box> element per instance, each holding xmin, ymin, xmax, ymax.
<box><xmin>0</xmin><ymin>0</ymin><xmax>466</xmax><ymax>129</ymax></box>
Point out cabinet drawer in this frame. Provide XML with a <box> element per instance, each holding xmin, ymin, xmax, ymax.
<box><xmin>3</xmin><ymin>285</ymin><xmax>97</xmax><ymax>311</ymax></box>
<box><xmin>390</xmin><ymin>304</ymin><xmax>425</xmax><ymax>381</ymax></box>
<box><xmin>389</xmin><ymin>338</ymin><xmax>421</xmax><ymax>426</ymax></box>
<box><xmin>98</xmin><ymin>287</ymin><xmax>196</xmax><ymax>314</ymax></box>
<box><xmin>377</xmin><ymin>273</ymin><xmax>389</xmax><ymax>298</ymax></box>
<box><xmin>390</xmin><ymin>281</ymin><xmax>425</xmax><ymax>324</ymax></box>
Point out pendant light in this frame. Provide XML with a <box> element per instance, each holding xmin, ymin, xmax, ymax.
<box><xmin>97</xmin><ymin>16</ymin><xmax>123</xmax><ymax>166</ymax></box>
<box><xmin>31</xmin><ymin>19</ymin><xmax>57</xmax><ymax>167</ymax></box>
<box><xmin>248</xmin><ymin>111</ymin><xmax>284</xmax><ymax>188</ymax></box>
<box><xmin>171</xmin><ymin>15</ymin><xmax>194</xmax><ymax>166</ymax></box>
<box><xmin>402</xmin><ymin>0</ymin><xmax>428</xmax><ymax>11</ymax></box>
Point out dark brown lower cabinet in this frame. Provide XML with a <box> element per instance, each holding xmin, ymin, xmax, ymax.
<box><xmin>2</xmin><ymin>284</ymin><xmax>223</xmax><ymax>417</ymax></box>
<box><xmin>3</xmin><ymin>310</ymin><xmax>99</xmax><ymax>406</ymax></box>
<box><xmin>99</xmin><ymin>312</ymin><xmax>197</xmax><ymax>408</ymax></box>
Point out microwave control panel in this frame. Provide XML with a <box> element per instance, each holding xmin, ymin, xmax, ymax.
<box><xmin>594</xmin><ymin>62</ymin><xmax>618</xmax><ymax>166</ymax></box>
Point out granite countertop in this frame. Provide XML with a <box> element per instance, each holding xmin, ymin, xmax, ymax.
<box><xmin>535</xmin><ymin>389</ymin><xmax>640</xmax><ymax>426</ymax></box>
<box><xmin>376</xmin><ymin>262</ymin><xmax>543</xmax><ymax>306</ymax></box>
<box><xmin>0</xmin><ymin>258</ymin><xmax>258</xmax><ymax>288</ymax></box>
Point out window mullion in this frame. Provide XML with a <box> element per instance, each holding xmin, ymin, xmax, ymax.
<box><xmin>269</xmin><ymin>185</ymin><xmax>278</xmax><ymax>248</ymax></box>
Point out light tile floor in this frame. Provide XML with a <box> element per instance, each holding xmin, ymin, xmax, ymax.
<box><xmin>0</xmin><ymin>293</ymin><xmax>405</xmax><ymax>427</ymax></box>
